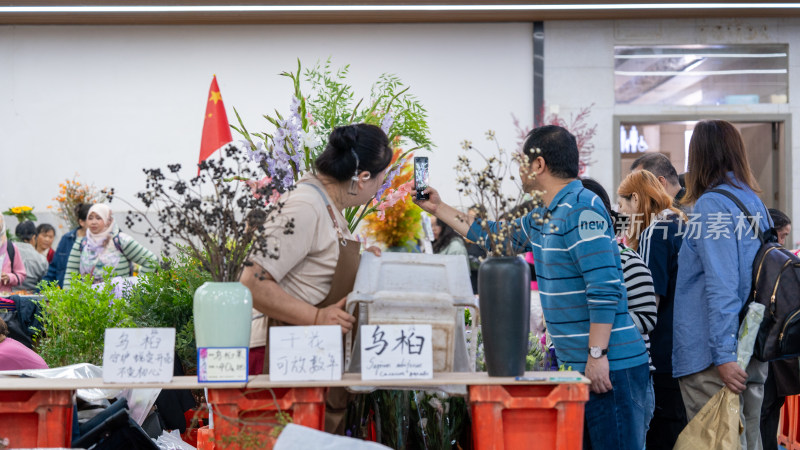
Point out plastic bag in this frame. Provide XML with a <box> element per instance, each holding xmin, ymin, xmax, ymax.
<box><xmin>673</xmin><ymin>302</ymin><xmax>765</xmax><ymax>449</ymax></box>
<box><xmin>118</xmin><ymin>388</ymin><xmax>162</xmax><ymax>426</ymax></box>
<box><xmin>737</xmin><ymin>303</ymin><xmax>765</xmax><ymax>369</ymax></box>
<box><xmin>0</xmin><ymin>362</ymin><xmax>121</xmax><ymax>402</ymax></box>
<box><xmin>155</xmin><ymin>429</ymin><xmax>196</xmax><ymax>450</ymax></box>
<box><xmin>274</xmin><ymin>424</ymin><xmax>391</xmax><ymax>450</ymax></box>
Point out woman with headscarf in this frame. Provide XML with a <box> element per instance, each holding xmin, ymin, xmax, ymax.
<box><xmin>0</xmin><ymin>216</ymin><xmax>26</xmax><ymax>295</ymax></box>
<box><xmin>63</xmin><ymin>204</ymin><xmax>156</xmax><ymax>289</ymax></box>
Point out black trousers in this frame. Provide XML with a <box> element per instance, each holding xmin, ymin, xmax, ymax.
<box><xmin>646</xmin><ymin>372</ymin><xmax>687</xmax><ymax>450</ymax></box>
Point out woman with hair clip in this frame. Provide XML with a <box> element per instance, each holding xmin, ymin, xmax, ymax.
<box><xmin>618</xmin><ymin>169</ymin><xmax>688</xmax><ymax>450</ymax></box>
<box><xmin>240</xmin><ymin>123</ymin><xmax>392</xmax><ymax>434</ymax></box>
<box><xmin>673</xmin><ymin>120</ymin><xmax>772</xmax><ymax>450</ymax></box>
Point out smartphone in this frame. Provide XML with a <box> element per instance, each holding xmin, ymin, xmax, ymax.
<box><xmin>414</xmin><ymin>156</ymin><xmax>430</xmax><ymax>200</ymax></box>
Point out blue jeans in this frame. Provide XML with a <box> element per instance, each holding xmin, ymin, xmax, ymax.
<box><xmin>583</xmin><ymin>363</ymin><xmax>649</xmax><ymax>450</ymax></box>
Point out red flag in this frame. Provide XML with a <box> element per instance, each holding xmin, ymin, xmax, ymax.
<box><xmin>198</xmin><ymin>75</ymin><xmax>233</xmax><ymax>172</ymax></box>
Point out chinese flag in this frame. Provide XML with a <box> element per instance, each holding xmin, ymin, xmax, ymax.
<box><xmin>198</xmin><ymin>75</ymin><xmax>233</xmax><ymax>172</ymax></box>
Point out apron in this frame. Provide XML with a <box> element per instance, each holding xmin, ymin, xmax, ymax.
<box><xmin>262</xmin><ymin>181</ymin><xmax>361</xmax><ymax>372</ymax></box>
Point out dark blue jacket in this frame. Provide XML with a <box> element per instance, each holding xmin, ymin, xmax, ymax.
<box><xmin>42</xmin><ymin>228</ymin><xmax>78</xmax><ymax>288</ymax></box>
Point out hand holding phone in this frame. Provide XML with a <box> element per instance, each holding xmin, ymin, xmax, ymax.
<box><xmin>414</xmin><ymin>156</ymin><xmax>429</xmax><ymax>200</ymax></box>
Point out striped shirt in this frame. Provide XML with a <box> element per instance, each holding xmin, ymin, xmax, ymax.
<box><xmin>64</xmin><ymin>232</ymin><xmax>156</xmax><ymax>289</ymax></box>
<box><xmin>618</xmin><ymin>242</ymin><xmax>657</xmax><ymax>371</ymax></box>
<box><xmin>467</xmin><ymin>180</ymin><xmax>649</xmax><ymax>372</ymax></box>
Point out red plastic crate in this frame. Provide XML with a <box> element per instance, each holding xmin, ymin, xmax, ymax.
<box><xmin>778</xmin><ymin>395</ymin><xmax>795</xmax><ymax>448</ymax></box>
<box><xmin>0</xmin><ymin>390</ymin><xmax>73</xmax><ymax>448</ymax></box>
<box><xmin>196</xmin><ymin>425</ymin><xmax>215</xmax><ymax>450</ymax></box>
<box><xmin>469</xmin><ymin>383</ymin><xmax>589</xmax><ymax>450</ymax></box>
<box><xmin>206</xmin><ymin>387</ymin><xmax>326</xmax><ymax>449</ymax></box>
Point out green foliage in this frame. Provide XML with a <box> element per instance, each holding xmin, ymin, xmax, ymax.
<box><xmin>304</xmin><ymin>59</ymin><xmax>356</xmax><ymax>136</ymax></box>
<box><xmin>36</xmin><ymin>269</ymin><xmax>135</xmax><ymax>367</ymax></box>
<box><xmin>124</xmin><ymin>252</ymin><xmax>211</xmax><ymax>374</ymax></box>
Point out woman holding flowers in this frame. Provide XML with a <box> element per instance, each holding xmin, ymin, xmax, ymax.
<box><xmin>63</xmin><ymin>204</ymin><xmax>156</xmax><ymax>289</ymax></box>
<box><xmin>0</xmin><ymin>216</ymin><xmax>26</xmax><ymax>295</ymax></box>
<box><xmin>240</xmin><ymin>123</ymin><xmax>391</xmax><ymax>433</ymax></box>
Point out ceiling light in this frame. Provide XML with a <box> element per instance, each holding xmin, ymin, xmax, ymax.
<box><xmin>2</xmin><ymin>4</ymin><xmax>800</xmax><ymax>14</ymax></box>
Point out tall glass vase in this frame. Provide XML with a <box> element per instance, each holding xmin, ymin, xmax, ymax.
<box><xmin>478</xmin><ymin>256</ymin><xmax>531</xmax><ymax>376</ymax></box>
<box><xmin>193</xmin><ymin>281</ymin><xmax>252</xmax><ymax>348</ymax></box>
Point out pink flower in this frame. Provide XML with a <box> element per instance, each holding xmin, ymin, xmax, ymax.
<box><xmin>245</xmin><ymin>176</ymin><xmax>273</xmax><ymax>199</ymax></box>
<box><xmin>306</xmin><ymin>112</ymin><xmax>318</xmax><ymax>127</ymax></box>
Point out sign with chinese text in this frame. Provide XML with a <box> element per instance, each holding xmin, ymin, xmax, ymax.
<box><xmin>269</xmin><ymin>326</ymin><xmax>342</xmax><ymax>381</ymax></box>
<box><xmin>197</xmin><ymin>347</ymin><xmax>249</xmax><ymax>383</ymax></box>
<box><xmin>103</xmin><ymin>328</ymin><xmax>175</xmax><ymax>383</ymax></box>
<box><xmin>360</xmin><ymin>324</ymin><xmax>433</xmax><ymax>380</ymax></box>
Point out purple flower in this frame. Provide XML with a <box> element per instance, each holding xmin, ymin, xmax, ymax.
<box><xmin>375</xmin><ymin>160</ymin><xmax>403</xmax><ymax>200</ymax></box>
<box><xmin>290</xmin><ymin>96</ymin><xmax>301</xmax><ymax>116</ymax></box>
<box><xmin>381</xmin><ymin>112</ymin><xmax>394</xmax><ymax>134</ymax></box>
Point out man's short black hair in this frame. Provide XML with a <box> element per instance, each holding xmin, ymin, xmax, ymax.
<box><xmin>522</xmin><ymin>125</ymin><xmax>579</xmax><ymax>179</ymax></box>
<box><xmin>630</xmin><ymin>153</ymin><xmax>679</xmax><ymax>186</ymax></box>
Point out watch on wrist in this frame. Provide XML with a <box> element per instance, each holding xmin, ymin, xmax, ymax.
<box><xmin>589</xmin><ymin>346</ymin><xmax>608</xmax><ymax>359</ymax></box>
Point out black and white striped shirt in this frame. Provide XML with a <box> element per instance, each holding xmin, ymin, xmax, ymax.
<box><xmin>618</xmin><ymin>242</ymin><xmax>658</xmax><ymax>370</ymax></box>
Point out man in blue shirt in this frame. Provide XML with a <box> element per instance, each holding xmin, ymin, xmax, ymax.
<box><xmin>416</xmin><ymin>125</ymin><xmax>649</xmax><ymax>449</ymax></box>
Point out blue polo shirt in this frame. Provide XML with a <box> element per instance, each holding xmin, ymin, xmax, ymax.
<box><xmin>467</xmin><ymin>180</ymin><xmax>648</xmax><ymax>372</ymax></box>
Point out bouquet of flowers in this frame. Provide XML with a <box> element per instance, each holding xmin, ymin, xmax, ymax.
<box><xmin>361</xmin><ymin>149</ymin><xmax>422</xmax><ymax>250</ymax></box>
<box><xmin>3</xmin><ymin>205</ymin><xmax>36</xmax><ymax>223</ymax></box>
<box><xmin>231</xmin><ymin>59</ymin><xmax>433</xmax><ymax>232</ymax></box>
<box><xmin>51</xmin><ymin>175</ymin><xmax>112</xmax><ymax>229</ymax></box>
<box><xmin>121</xmin><ymin>145</ymin><xmax>290</xmax><ymax>282</ymax></box>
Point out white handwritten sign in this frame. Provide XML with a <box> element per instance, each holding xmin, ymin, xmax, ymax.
<box><xmin>269</xmin><ymin>326</ymin><xmax>342</xmax><ymax>381</ymax></box>
<box><xmin>197</xmin><ymin>347</ymin><xmax>249</xmax><ymax>383</ymax></box>
<box><xmin>360</xmin><ymin>324</ymin><xmax>433</xmax><ymax>380</ymax></box>
<box><xmin>103</xmin><ymin>328</ymin><xmax>175</xmax><ymax>383</ymax></box>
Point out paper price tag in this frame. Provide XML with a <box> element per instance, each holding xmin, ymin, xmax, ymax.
<box><xmin>197</xmin><ymin>347</ymin><xmax>249</xmax><ymax>383</ymax></box>
<box><xmin>360</xmin><ymin>324</ymin><xmax>433</xmax><ymax>380</ymax></box>
<box><xmin>103</xmin><ymin>328</ymin><xmax>175</xmax><ymax>383</ymax></box>
<box><xmin>269</xmin><ymin>326</ymin><xmax>342</xmax><ymax>381</ymax></box>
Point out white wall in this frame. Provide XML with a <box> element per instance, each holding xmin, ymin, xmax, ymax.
<box><xmin>545</xmin><ymin>17</ymin><xmax>800</xmax><ymax>247</ymax></box>
<box><xmin>0</xmin><ymin>23</ymin><xmax>534</xmax><ymax>235</ymax></box>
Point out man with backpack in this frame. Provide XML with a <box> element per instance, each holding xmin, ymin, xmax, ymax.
<box><xmin>673</xmin><ymin>120</ymin><xmax>772</xmax><ymax>450</ymax></box>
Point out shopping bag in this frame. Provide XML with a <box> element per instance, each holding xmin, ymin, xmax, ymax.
<box><xmin>673</xmin><ymin>386</ymin><xmax>742</xmax><ymax>450</ymax></box>
<box><xmin>673</xmin><ymin>303</ymin><xmax>765</xmax><ymax>449</ymax></box>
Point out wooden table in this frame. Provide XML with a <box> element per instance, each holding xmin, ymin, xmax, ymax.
<box><xmin>0</xmin><ymin>371</ymin><xmax>590</xmax><ymax>450</ymax></box>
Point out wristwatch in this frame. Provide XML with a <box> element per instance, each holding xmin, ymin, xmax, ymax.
<box><xmin>588</xmin><ymin>346</ymin><xmax>608</xmax><ymax>359</ymax></box>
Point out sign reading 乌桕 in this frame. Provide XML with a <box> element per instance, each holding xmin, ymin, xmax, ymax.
<box><xmin>269</xmin><ymin>326</ymin><xmax>342</xmax><ymax>381</ymax></box>
<box><xmin>361</xmin><ymin>324</ymin><xmax>433</xmax><ymax>380</ymax></box>
<box><xmin>103</xmin><ymin>328</ymin><xmax>175</xmax><ymax>383</ymax></box>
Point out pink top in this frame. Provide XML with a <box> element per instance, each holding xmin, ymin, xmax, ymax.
<box><xmin>524</xmin><ymin>252</ymin><xmax>539</xmax><ymax>290</ymax></box>
<box><xmin>0</xmin><ymin>337</ymin><xmax>49</xmax><ymax>371</ymax></box>
<box><xmin>0</xmin><ymin>241</ymin><xmax>26</xmax><ymax>295</ymax></box>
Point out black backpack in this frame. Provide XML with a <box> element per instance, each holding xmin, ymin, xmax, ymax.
<box><xmin>5</xmin><ymin>242</ymin><xmax>15</xmax><ymax>271</ymax></box>
<box><xmin>711</xmin><ymin>189</ymin><xmax>800</xmax><ymax>362</ymax></box>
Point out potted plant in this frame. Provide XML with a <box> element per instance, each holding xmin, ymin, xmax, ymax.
<box><xmin>123</xmin><ymin>145</ymin><xmax>289</xmax><ymax>352</ymax></box>
<box><xmin>454</xmin><ymin>131</ymin><xmax>549</xmax><ymax>376</ymax></box>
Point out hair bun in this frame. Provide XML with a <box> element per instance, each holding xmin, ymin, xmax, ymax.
<box><xmin>329</xmin><ymin>125</ymin><xmax>359</xmax><ymax>154</ymax></box>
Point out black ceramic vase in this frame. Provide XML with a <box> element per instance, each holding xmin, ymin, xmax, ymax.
<box><xmin>478</xmin><ymin>255</ymin><xmax>531</xmax><ymax>376</ymax></box>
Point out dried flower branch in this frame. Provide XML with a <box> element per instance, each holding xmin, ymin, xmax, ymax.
<box><xmin>120</xmin><ymin>145</ymin><xmax>291</xmax><ymax>282</ymax></box>
<box><xmin>456</xmin><ymin>131</ymin><xmax>550</xmax><ymax>257</ymax></box>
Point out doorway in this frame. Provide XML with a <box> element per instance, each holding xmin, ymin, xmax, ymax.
<box><xmin>614</xmin><ymin>116</ymin><xmax>790</xmax><ymax>213</ymax></box>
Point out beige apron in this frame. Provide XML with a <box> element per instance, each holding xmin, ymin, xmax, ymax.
<box><xmin>262</xmin><ymin>181</ymin><xmax>361</xmax><ymax>434</ymax></box>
